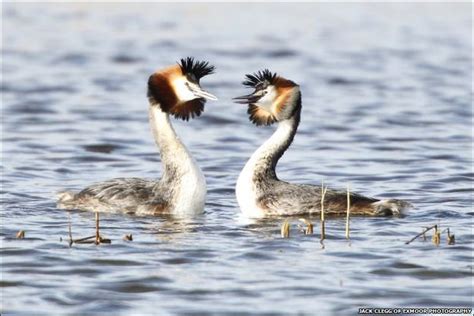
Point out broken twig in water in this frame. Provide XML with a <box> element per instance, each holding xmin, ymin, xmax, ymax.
<box><xmin>67</xmin><ymin>212</ymin><xmax>111</xmax><ymax>245</ymax></box>
<box><xmin>73</xmin><ymin>235</ymin><xmax>96</xmax><ymax>243</ymax></box>
<box><xmin>447</xmin><ymin>228</ymin><xmax>455</xmax><ymax>245</ymax></box>
<box><xmin>405</xmin><ymin>225</ymin><xmax>437</xmax><ymax>245</ymax></box>
<box><xmin>299</xmin><ymin>218</ymin><xmax>313</xmax><ymax>235</ymax></box>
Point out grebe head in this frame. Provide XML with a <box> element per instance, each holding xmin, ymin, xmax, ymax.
<box><xmin>233</xmin><ymin>69</ymin><xmax>300</xmax><ymax>126</ymax></box>
<box><xmin>148</xmin><ymin>57</ymin><xmax>217</xmax><ymax>120</ymax></box>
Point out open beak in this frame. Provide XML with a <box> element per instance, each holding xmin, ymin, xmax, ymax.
<box><xmin>232</xmin><ymin>93</ymin><xmax>261</xmax><ymax>104</ymax></box>
<box><xmin>188</xmin><ymin>82</ymin><xmax>218</xmax><ymax>101</ymax></box>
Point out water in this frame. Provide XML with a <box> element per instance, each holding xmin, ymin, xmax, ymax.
<box><xmin>2</xmin><ymin>3</ymin><xmax>473</xmax><ymax>315</ymax></box>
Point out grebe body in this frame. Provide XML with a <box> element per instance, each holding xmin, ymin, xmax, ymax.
<box><xmin>234</xmin><ymin>70</ymin><xmax>410</xmax><ymax>218</ymax></box>
<box><xmin>57</xmin><ymin>58</ymin><xmax>216</xmax><ymax>216</ymax></box>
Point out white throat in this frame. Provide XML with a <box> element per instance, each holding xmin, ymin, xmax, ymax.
<box><xmin>149</xmin><ymin>105</ymin><xmax>206</xmax><ymax>216</ymax></box>
<box><xmin>172</xmin><ymin>77</ymin><xmax>196</xmax><ymax>102</ymax></box>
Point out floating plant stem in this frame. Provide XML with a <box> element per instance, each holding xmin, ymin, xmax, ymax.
<box><xmin>73</xmin><ymin>235</ymin><xmax>96</xmax><ymax>243</ymax></box>
<box><xmin>405</xmin><ymin>225</ymin><xmax>437</xmax><ymax>245</ymax></box>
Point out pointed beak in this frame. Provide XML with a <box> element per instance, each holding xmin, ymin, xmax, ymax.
<box><xmin>232</xmin><ymin>93</ymin><xmax>261</xmax><ymax>104</ymax></box>
<box><xmin>188</xmin><ymin>82</ymin><xmax>218</xmax><ymax>101</ymax></box>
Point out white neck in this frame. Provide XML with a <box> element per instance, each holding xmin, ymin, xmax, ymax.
<box><xmin>236</xmin><ymin>114</ymin><xmax>299</xmax><ymax>217</ymax></box>
<box><xmin>149</xmin><ymin>105</ymin><xmax>206</xmax><ymax>216</ymax></box>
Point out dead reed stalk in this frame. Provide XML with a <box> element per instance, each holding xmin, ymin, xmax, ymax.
<box><xmin>73</xmin><ymin>235</ymin><xmax>96</xmax><ymax>244</ymax></box>
<box><xmin>432</xmin><ymin>225</ymin><xmax>441</xmax><ymax>246</ymax></box>
<box><xmin>345</xmin><ymin>185</ymin><xmax>351</xmax><ymax>240</ymax></box>
<box><xmin>447</xmin><ymin>228</ymin><xmax>455</xmax><ymax>245</ymax></box>
<box><xmin>281</xmin><ymin>219</ymin><xmax>290</xmax><ymax>238</ymax></box>
<box><xmin>95</xmin><ymin>212</ymin><xmax>100</xmax><ymax>245</ymax></box>
<box><xmin>320</xmin><ymin>182</ymin><xmax>328</xmax><ymax>241</ymax></box>
<box><xmin>123</xmin><ymin>234</ymin><xmax>133</xmax><ymax>241</ymax></box>
<box><xmin>68</xmin><ymin>212</ymin><xmax>111</xmax><ymax>245</ymax></box>
<box><xmin>68</xmin><ymin>212</ymin><xmax>73</xmax><ymax>247</ymax></box>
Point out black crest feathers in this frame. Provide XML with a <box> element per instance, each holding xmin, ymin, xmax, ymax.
<box><xmin>243</xmin><ymin>69</ymin><xmax>278</xmax><ymax>87</ymax></box>
<box><xmin>179</xmin><ymin>57</ymin><xmax>215</xmax><ymax>80</ymax></box>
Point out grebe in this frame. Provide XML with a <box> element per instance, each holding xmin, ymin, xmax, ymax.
<box><xmin>234</xmin><ymin>69</ymin><xmax>411</xmax><ymax>218</ymax></box>
<box><xmin>57</xmin><ymin>57</ymin><xmax>217</xmax><ymax>216</ymax></box>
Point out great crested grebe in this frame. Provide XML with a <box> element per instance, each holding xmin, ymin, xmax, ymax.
<box><xmin>233</xmin><ymin>69</ymin><xmax>411</xmax><ymax>218</ymax></box>
<box><xmin>57</xmin><ymin>57</ymin><xmax>217</xmax><ymax>216</ymax></box>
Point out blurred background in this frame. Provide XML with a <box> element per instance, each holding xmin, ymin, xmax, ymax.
<box><xmin>2</xmin><ymin>2</ymin><xmax>472</xmax><ymax>315</ymax></box>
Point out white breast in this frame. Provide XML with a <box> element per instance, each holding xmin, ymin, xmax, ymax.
<box><xmin>173</xmin><ymin>154</ymin><xmax>206</xmax><ymax>217</ymax></box>
<box><xmin>236</xmin><ymin>160</ymin><xmax>266</xmax><ymax>218</ymax></box>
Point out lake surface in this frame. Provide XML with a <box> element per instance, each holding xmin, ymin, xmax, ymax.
<box><xmin>1</xmin><ymin>3</ymin><xmax>472</xmax><ymax>315</ymax></box>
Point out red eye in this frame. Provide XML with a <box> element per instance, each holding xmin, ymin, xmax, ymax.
<box><xmin>186</xmin><ymin>74</ymin><xmax>198</xmax><ymax>83</ymax></box>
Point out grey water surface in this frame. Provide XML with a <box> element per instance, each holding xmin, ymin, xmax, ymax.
<box><xmin>1</xmin><ymin>3</ymin><xmax>473</xmax><ymax>315</ymax></box>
